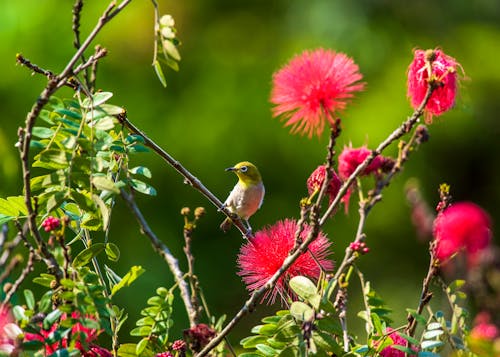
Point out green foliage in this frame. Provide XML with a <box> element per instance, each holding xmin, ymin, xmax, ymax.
<box><xmin>240</xmin><ymin>276</ymin><xmax>343</xmax><ymax>356</ymax></box>
<box><xmin>118</xmin><ymin>287</ymin><xmax>175</xmax><ymax>356</ymax></box>
<box><xmin>29</xmin><ymin>93</ymin><xmax>156</xmax><ymax>234</ymax></box>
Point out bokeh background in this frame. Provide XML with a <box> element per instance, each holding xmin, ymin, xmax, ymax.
<box><xmin>1</xmin><ymin>0</ymin><xmax>499</xmax><ymax>348</ymax></box>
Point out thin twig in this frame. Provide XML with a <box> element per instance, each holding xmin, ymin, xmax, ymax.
<box><xmin>0</xmin><ymin>255</ymin><xmax>22</xmax><ymax>285</ymax></box>
<box><xmin>2</xmin><ymin>251</ymin><xmax>36</xmax><ymax>304</ymax></box>
<box><xmin>406</xmin><ymin>244</ymin><xmax>438</xmax><ymax>338</ymax></box>
<box><xmin>117</xmin><ymin>115</ymin><xmax>251</xmax><ymax>238</ymax></box>
<box><xmin>72</xmin><ymin>0</ymin><xmax>90</xmax><ymax>86</ymax></box>
<box><xmin>15</xmin><ymin>54</ymin><xmax>79</xmax><ymax>90</ymax></box>
<box><xmin>183</xmin><ymin>221</ymin><xmax>201</xmax><ymax>326</ymax></box>
<box><xmin>120</xmin><ymin>190</ymin><xmax>196</xmax><ymax>326</ymax></box>
<box><xmin>0</xmin><ymin>233</ymin><xmax>22</xmax><ymax>268</ymax></box>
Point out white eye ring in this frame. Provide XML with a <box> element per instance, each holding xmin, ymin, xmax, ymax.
<box><xmin>239</xmin><ymin>166</ymin><xmax>248</xmax><ymax>173</ymax></box>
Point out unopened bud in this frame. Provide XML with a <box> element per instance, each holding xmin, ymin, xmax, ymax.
<box><xmin>3</xmin><ymin>282</ymin><xmax>12</xmax><ymax>293</ymax></box>
<box><xmin>180</xmin><ymin>207</ymin><xmax>191</xmax><ymax>216</ymax></box>
<box><xmin>194</xmin><ymin>207</ymin><xmax>206</xmax><ymax>219</ymax></box>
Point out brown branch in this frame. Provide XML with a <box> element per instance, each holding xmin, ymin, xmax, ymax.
<box><xmin>117</xmin><ymin>115</ymin><xmax>252</xmax><ymax>238</ymax></box>
<box><xmin>120</xmin><ymin>190</ymin><xmax>196</xmax><ymax>326</ymax></box>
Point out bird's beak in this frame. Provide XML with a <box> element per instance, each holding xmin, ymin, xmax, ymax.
<box><xmin>225</xmin><ymin>166</ymin><xmax>236</xmax><ymax>172</ymax></box>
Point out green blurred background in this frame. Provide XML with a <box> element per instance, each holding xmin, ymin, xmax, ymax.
<box><xmin>1</xmin><ymin>0</ymin><xmax>499</xmax><ymax>347</ymax></box>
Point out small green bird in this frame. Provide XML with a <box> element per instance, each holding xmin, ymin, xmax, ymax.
<box><xmin>220</xmin><ymin>161</ymin><xmax>265</xmax><ymax>233</ymax></box>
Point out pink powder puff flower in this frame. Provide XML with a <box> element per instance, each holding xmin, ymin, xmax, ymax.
<box><xmin>337</xmin><ymin>146</ymin><xmax>393</xmax><ymax>212</ymax></box>
<box><xmin>407</xmin><ymin>48</ymin><xmax>459</xmax><ymax>122</ymax></box>
<box><xmin>433</xmin><ymin>202</ymin><xmax>492</xmax><ymax>265</ymax></box>
<box><xmin>379</xmin><ymin>328</ymin><xmax>415</xmax><ymax>357</ymax></box>
<box><xmin>470</xmin><ymin>312</ymin><xmax>499</xmax><ymax>341</ymax></box>
<box><xmin>306</xmin><ymin>165</ymin><xmax>342</xmax><ymax>203</ymax></box>
<box><xmin>337</xmin><ymin>146</ymin><xmax>389</xmax><ymax>180</ymax></box>
<box><xmin>271</xmin><ymin>48</ymin><xmax>365</xmax><ymax>138</ymax></box>
<box><xmin>237</xmin><ymin>219</ymin><xmax>334</xmax><ymax>304</ymax></box>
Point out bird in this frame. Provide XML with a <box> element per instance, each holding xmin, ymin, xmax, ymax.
<box><xmin>220</xmin><ymin>161</ymin><xmax>265</xmax><ymax>234</ymax></box>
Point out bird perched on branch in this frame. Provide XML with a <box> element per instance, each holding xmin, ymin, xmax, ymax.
<box><xmin>220</xmin><ymin>161</ymin><xmax>265</xmax><ymax>234</ymax></box>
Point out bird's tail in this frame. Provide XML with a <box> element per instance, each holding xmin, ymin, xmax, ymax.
<box><xmin>220</xmin><ymin>217</ymin><xmax>233</xmax><ymax>233</ymax></box>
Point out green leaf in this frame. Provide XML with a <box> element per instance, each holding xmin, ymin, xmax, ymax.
<box><xmin>422</xmin><ymin>330</ymin><xmax>444</xmax><ymax>339</ymax></box>
<box><xmin>427</xmin><ymin>322</ymin><xmax>442</xmax><ymax>330</ymax></box>
<box><xmin>255</xmin><ymin>344</ymin><xmax>277</xmax><ymax>356</ymax></box>
<box><xmin>80</xmin><ymin>213</ymin><xmax>102</xmax><ymax>231</ymax></box>
<box><xmin>130</xmin><ymin>179</ymin><xmax>157</xmax><ymax>196</ymax></box>
<box><xmin>289</xmin><ymin>301</ymin><xmax>314</xmax><ymax>321</ymax></box>
<box><xmin>448</xmin><ymin>279</ymin><xmax>465</xmax><ymax>292</ymax></box>
<box><xmin>92</xmin><ymin>176</ymin><xmax>119</xmax><ymax>194</ymax></box>
<box><xmin>131</xmin><ymin>326</ymin><xmax>152</xmax><ymax>337</ymax></box>
<box><xmin>90</xmin><ymin>116</ymin><xmax>115</xmax><ymax>131</ymax></box>
<box><xmin>99</xmin><ymin>104</ymin><xmax>125</xmax><ymax>116</ymax></box>
<box><xmin>420</xmin><ymin>340</ymin><xmax>444</xmax><ymax>350</ymax></box>
<box><xmin>398</xmin><ymin>332</ymin><xmax>420</xmax><ymax>346</ymax></box>
<box><xmin>117</xmin><ymin>343</ymin><xmax>138</xmax><ymax>357</ymax></box>
<box><xmin>6</xmin><ymin>196</ymin><xmax>28</xmax><ymax>215</ymax></box>
<box><xmin>82</xmin><ymin>92</ymin><xmax>114</xmax><ymax>108</ymax></box>
<box><xmin>162</xmin><ymin>39</ymin><xmax>181</xmax><ymax>61</ymax></box>
<box><xmin>128</xmin><ymin>144</ymin><xmax>150</xmax><ymax>153</ymax></box>
<box><xmin>258</xmin><ymin>324</ymin><xmax>277</xmax><ymax>336</ymax></box>
<box><xmin>0</xmin><ymin>214</ymin><xmax>15</xmax><ymax>225</ymax></box>
<box><xmin>32</xmin><ymin>126</ymin><xmax>55</xmax><ymax>139</ymax></box>
<box><xmin>12</xmin><ymin>305</ymin><xmax>27</xmax><ymax>321</ymax></box>
<box><xmin>392</xmin><ymin>345</ymin><xmax>418</xmax><ymax>355</ymax></box>
<box><xmin>130</xmin><ymin>166</ymin><xmax>152</xmax><ymax>179</ymax></box>
<box><xmin>241</xmin><ymin>335</ymin><xmax>268</xmax><ymax>349</ymax></box>
<box><xmin>111</xmin><ymin>265</ymin><xmax>145</xmax><ymax>297</ymax></box>
<box><xmin>153</xmin><ymin>60</ymin><xmax>167</xmax><ymax>88</ymax></box>
<box><xmin>105</xmin><ymin>243</ymin><xmax>120</xmax><ymax>262</ymax></box>
<box><xmin>24</xmin><ymin>290</ymin><xmax>35</xmax><ymax>310</ymax></box>
<box><xmin>261</xmin><ymin>316</ymin><xmax>282</xmax><ymax>324</ymax></box>
<box><xmin>34</xmin><ymin>149</ymin><xmax>69</xmax><ymax>169</ymax></box>
<box><xmin>55</xmin><ymin>108</ymin><xmax>82</xmax><ymax>119</ymax></box>
<box><xmin>33</xmin><ymin>276</ymin><xmax>55</xmax><ymax>288</ymax></box>
<box><xmin>72</xmin><ymin>243</ymin><xmax>106</xmax><ymax>267</ymax></box>
<box><xmin>289</xmin><ymin>276</ymin><xmax>318</xmax><ymax>300</ymax></box>
<box><xmin>43</xmin><ymin>309</ymin><xmax>62</xmax><ymax>330</ymax></box>
<box><xmin>0</xmin><ymin>198</ymin><xmax>21</xmax><ymax>216</ymax></box>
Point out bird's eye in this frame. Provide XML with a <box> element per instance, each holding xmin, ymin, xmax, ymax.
<box><xmin>239</xmin><ymin>166</ymin><xmax>248</xmax><ymax>173</ymax></box>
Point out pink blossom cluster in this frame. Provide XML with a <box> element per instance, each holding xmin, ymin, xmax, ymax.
<box><xmin>349</xmin><ymin>241</ymin><xmax>370</xmax><ymax>254</ymax></box>
<box><xmin>41</xmin><ymin>216</ymin><xmax>60</xmax><ymax>232</ymax></box>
